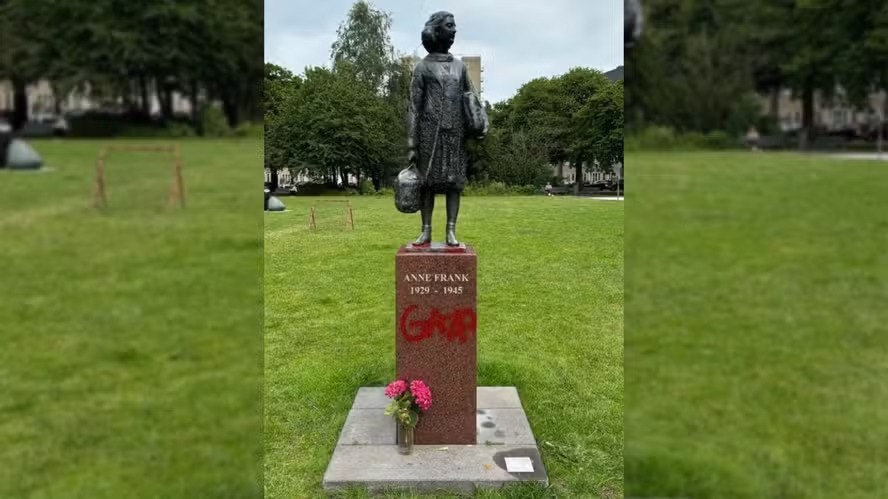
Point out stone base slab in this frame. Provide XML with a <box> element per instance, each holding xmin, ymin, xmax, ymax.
<box><xmin>322</xmin><ymin>387</ymin><xmax>548</xmax><ymax>494</ymax></box>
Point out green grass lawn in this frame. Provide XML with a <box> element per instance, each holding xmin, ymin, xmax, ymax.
<box><xmin>264</xmin><ymin>196</ymin><xmax>624</xmax><ymax>498</ymax></box>
<box><xmin>625</xmin><ymin>151</ymin><xmax>888</xmax><ymax>498</ymax></box>
<box><xmin>0</xmin><ymin>138</ymin><xmax>264</xmax><ymax>498</ymax></box>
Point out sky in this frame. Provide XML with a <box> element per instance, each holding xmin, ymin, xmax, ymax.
<box><xmin>264</xmin><ymin>0</ymin><xmax>624</xmax><ymax>104</ymax></box>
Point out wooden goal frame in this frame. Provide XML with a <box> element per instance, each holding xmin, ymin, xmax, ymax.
<box><xmin>93</xmin><ymin>144</ymin><xmax>185</xmax><ymax>209</ymax></box>
<box><xmin>308</xmin><ymin>199</ymin><xmax>354</xmax><ymax>230</ymax></box>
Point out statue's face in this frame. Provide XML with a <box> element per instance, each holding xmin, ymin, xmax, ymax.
<box><xmin>439</xmin><ymin>16</ymin><xmax>456</xmax><ymax>47</ymax></box>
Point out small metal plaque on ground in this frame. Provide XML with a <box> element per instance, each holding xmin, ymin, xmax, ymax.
<box><xmin>322</xmin><ymin>387</ymin><xmax>549</xmax><ymax>494</ymax></box>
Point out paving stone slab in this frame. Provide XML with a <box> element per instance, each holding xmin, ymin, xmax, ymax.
<box><xmin>353</xmin><ymin>387</ymin><xmax>390</xmax><ymax>409</ymax></box>
<box><xmin>476</xmin><ymin>386</ymin><xmax>522</xmax><ymax>408</ymax></box>
<box><xmin>337</xmin><ymin>409</ymin><xmax>396</xmax><ymax>446</ymax></box>
<box><xmin>323</xmin><ymin>444</ymin><xmax>547</xmax><ymax>494</ymax></box>
<box><xmin>476</xmin><ymin>409</ymin><xmax>535</xmax><ymax>446</ymax></box>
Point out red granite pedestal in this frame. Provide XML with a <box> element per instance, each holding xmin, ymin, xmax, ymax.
<box><xmin>395</xmin><ymin>243</ymin><xmax>477</xmax><ymax>445</ymax></box>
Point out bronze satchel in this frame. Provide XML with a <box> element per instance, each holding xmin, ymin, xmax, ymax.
<box><xmin>394</xmin><ymin>164</ymin><xmax>422</xmax><ymax>213</ymax></box>
<box><xmin>463</xmin><ymin>90</ymin><xmax>487</xmax><ymax>139</ymax></box>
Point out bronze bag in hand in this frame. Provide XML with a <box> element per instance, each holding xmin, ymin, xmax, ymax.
<box><xmin>463</xmin><ymin>91</ymin><xmax>487</xmax><ymax>139</ymax></box>
<box><xmin>394</xmin><ymin>164</ymin><xmax>422</xmax><ymax>213</ymax></box>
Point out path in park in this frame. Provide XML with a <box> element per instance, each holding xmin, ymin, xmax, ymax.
<box><xmin>824</xmin><ymin>152</ymin><xmax>888</xmax><ymax>162</ymax></box>
<box><xmin>585</xmin><ymin>196</ymin><xmax>624</xmax><ymax>201</ymax></box>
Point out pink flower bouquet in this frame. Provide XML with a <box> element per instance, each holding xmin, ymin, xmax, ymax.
<box><xmin>384</xmin><ymin>378</ymin><xmax>433</xmax><ymax>428</ymax></box>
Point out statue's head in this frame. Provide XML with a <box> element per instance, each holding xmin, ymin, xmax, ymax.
<box><xmin>422</xmin><ymin>11</ymin><xmax>456</xmax><ymax>54</ymax></box>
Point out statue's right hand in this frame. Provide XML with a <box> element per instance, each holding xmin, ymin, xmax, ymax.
<box><xmin>407</xmin><ymin>149</ymin><xmax>417</xmax><ymax>167</ymax></box>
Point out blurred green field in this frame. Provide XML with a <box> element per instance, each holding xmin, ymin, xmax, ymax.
<box><xmin>264</xmin><ymin>196</ymin><xmax>624</xmax><ymax>498</ymax></box>
<box><xmin>0</xmin><ymin>138</ymin><xmax>263</xmax><ymax>498</ymax></box>
<box><xmin>625</xmin><ymin>152</ymin><xmax>888</xmax><ymax>498</ymax></box>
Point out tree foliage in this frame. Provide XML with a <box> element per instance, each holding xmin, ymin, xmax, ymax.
<box><xmin>629</xmin><ymin>0</ymin><xmax>888</xmax><ymax>149</ymax></box>
<box><xmin>265</xmin><ymin>1</ymin><xmax>404</xmax><ymax>188</ymax></box>
<box><xmin>330</xmin><ymin>0</ymin><xmax>395</xmax><ymax>93</ymax></box>
<box><xmin>576</xmin><ymin>82</ymin><xmax>624</xmax><ymax>169</ymax></box>
<box><xmin>0</xmin><ymin>0</ymin><xmax>263</xmax><ymax>130</ymax></box>
<box><xmin>275</xmin><ymin>64</ymin><xmax>390</xmax><ymax>185</ymax></box>
<box><xmin>496</xmin><ymin>68</ymin><xmax>623</xmax><ymax>192</ymax></box>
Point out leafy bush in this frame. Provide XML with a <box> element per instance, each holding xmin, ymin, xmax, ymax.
<box><xmin>359</xmin><ymin>179</ymin><xmax>376</xmax><ymax>195</ymax></box>
<box><xmin>292</xmin><ymin>182</ymin><xmax>357</xmax><ymax>196</ymax></box>
<box><xmin>626</xmin><ymin>126</ymin><xmax>740</xmax><ymax>151</ymax></box>
<box><xmin>68</xmin><ymin>112</ymin><xmax>198</xmax><ymax>138</ymax></box>
<box><xmin>681</xmin><ymin>131</ymin><xmax>707</xmax><ymax>149</ymax></box>
<box><xmin>725</xmin><ymin>92</ymin><xmax>764</xmax><ymax>136</ymax></box>
<box><xmin>484</xmin><ymin>181</ymin><xmax>509</xmax><ymax>196</ymax></box>
<box><xmin>701</xmin><ymin>130</ymin><xmax>735</xmax><ymax>149</ymax></box>
<box><xmin>376</xmin><ymin>186</ymin><xmax>394</xmax><ymax>197</ymax></box>
<box><xmin>463</xmin><ymin>182</ymin><xmax>539</xmax><ymax>196</ymax></box>
<box><xmin>133</xmin><ymin>122</ymin><xmax>197</xmax><ymax>138</ymax></box>
<box><xmin>625</xmin><ymin>125</ymin><xmax>678</xmax><ymax>150</ymax></box>
<box><xmin>67</xmin><ymin>113</ymin><xmax>131</xmax><ymax>137</ymax></box>
<box><xmin>292</xmin><ymin>183</ymin><xmax>328</xmax><ymax>196</ymax></box>
<box><xmin>756</xmin><ymin>114</ymin><xmax>780</xmax><ymax>136</ymax></box>
<box><xmin>65</xmin><ymin>108</ymin><xmax>261</xmax><ymax>139</ymax></box>
<box><xmin>199</xmin><ymin>105</ymin><xmax>231</xmax><ymax>137</ymax></box>
<box><xmin>232</xmin><ymin>121</ymin><xmax>263</xmax><ymax>138</ymax></box>
<box><xmin>513</xmin><ymin>185</ymin><xmax>539</xmax><ymax>195</ymax></box>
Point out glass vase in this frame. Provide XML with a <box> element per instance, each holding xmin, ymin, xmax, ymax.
<box><xmin>397</xmin><ymin>423</ymin><xmax>414</xmax><ymax>455</ymax></box>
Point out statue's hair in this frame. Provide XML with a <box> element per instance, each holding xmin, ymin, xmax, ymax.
<box><xmin>421</xmin><ymin>11</ymin><xmax>454</xmax><ymax>53</ymax></box>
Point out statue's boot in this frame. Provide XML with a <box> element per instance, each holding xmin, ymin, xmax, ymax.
<box><xmin>445</xmin><ymin>222</ymin><xmax>459</xmax><ymax>246</ymax></box>
<box><xmin>414</xmin><ymin>224</ymin><xmax>432</xmax><ymax>246</ymax></box>
<box><xmin>445</xmin><ymin>190</ymin><xmax>461</xmax><ymax>246</ymax></box>
<box><xmin>413</xmin><ymin>189</ymin><xmax>434</xmax><ymax>245</ymax></box>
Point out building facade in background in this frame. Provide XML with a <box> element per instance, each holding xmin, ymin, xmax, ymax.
<box><xmin>460</xmin><ymin>55</ymin><xmax>483</xmax><ymax>96</ymax></box>
<box><xmin>0</xmin><ymin>79</ymin><xmax>193</xmax><ymax>118</ymax></box>
<box><xmin>761</xmin><ymin>88</ymin><xmax>887</xmax><ymax>133</ymax></box>
<box><xmin>554</xmin><ymin>161</ymin><xmax>622</xmax><ymax>185</ymax></box>
<box><xmin>264</xmin><ymin>168</ymin><xmax>358</xmax><ymax>188</ymax></box>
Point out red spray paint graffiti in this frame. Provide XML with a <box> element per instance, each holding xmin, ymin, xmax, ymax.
<box><xmin>399</xmin><ymin>305</ymin><xmax>477</xmax><ymax>343</ymax></box>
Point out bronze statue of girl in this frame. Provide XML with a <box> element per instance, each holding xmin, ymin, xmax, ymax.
<box><xmin>406</xmin><ymin>11</ymin><xmax>487</xmax><ymax>246</ymax></box>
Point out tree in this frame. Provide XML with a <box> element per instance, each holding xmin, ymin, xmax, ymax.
<box><xmin>330</xmin><ymin>0</ymin><xmax>395</xmax><ymax>93</ymax></box>
<box><xmin>191</xmin><ymin>0</ymin><xmax>264</xmax><ymax>126</ymax></box>
<box><xmin>576</xmin><ymin>81</ymin><xmax>624</xmax><ymax>171</ymax></box>
<box><xmin>778</xmin><ymin>1</ymin><xmax>840</xmax><ymax>149</ymax></box>
<box><xmin>508</xmin><ymin>77</ymin><xmax>573</xmax><ymax>183</ymax></box>
<box><xmin>330</xmin><ymin>0</ymin><xmax>404</xmax><ymax>187</ymax></box>
<box><xmin>626</xmin><ymin>0</ymin><xmax>888</xmax><ymax>150</ymax></box>
<box><xmin>487</xmin><ymin>128</ymin><xmax>551</xmax><ymax>187</ymax></box>
<box><xmin>729</xmin><ymin>0</ymin><xmax>796</xmax><ymax>127</ymax></box>
<box><xmin>264</xmin><ymin>64</ymin><xmax>302</xmax><ymax>174</ymax></box>
<box><xmin>264</xmin><ymin>63</ymin><xmax>299</xmax><ymax>121</ymax></box>
<box><xmin>0</xmin><ymin>0</ymin><xmax>48</xmax><ymax>129</ymax></box>
<box><xmin>264</xmin><ymin>0</ymin><xmax>405</xmax><ymax>188</ymax></box>
<box><xmin>626</xmin><ymin>0</ymin><xmax>758</xmax><ymax>134</ymax></box>
<box><xmin>507</xmin><ymin>68</ymin><xmax>616</xmax><ymax>194</ymax></box>
<box><xmin>0</xmin><ymin>0</ymin><xmax>263</xmax><ymax>130</ymax></box>
<box><xmin>832</xmin><ymin>0</ymin><xmax>888</xmax><ymax>152</ymax></box>
<box><xmin>274</xmin><ymin>64</ymin><xmax>390</xmax><ymax>187</ymax></box>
